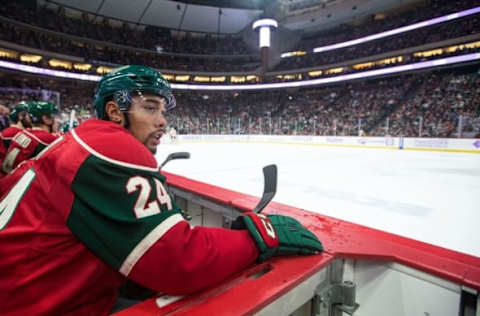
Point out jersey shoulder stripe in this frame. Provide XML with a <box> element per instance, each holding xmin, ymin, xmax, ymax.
<box><xmin>22</xmin><ymin>129</ymin><xmax>54</xmax><ymax>146</ymax></box>
<box><xmin>73</xmin><ymin>120</ymin><xmax>157</xmax><ymax>171</ymax></box>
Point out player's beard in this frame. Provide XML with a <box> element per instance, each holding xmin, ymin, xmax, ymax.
<box><xmin>145</xmin><ymin>130</ymin><xmax>164</xmax><ymax>154</ymax></box>
<box><xmin>21</xmin><ymin>117</ymin><xmax>32</xmax><ymax>129</ymax></box>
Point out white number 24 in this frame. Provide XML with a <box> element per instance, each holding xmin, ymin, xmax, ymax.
<box><xmin>126</xmin><ymin>176</ymin><xmax>172</xmax><ymax>218</ymax></box>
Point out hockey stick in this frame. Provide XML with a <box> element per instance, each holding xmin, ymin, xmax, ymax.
<box><xmin>158</xmin><ymin>152</ymin><xmax>192</xmax><ymax>220</ymax></box>
<box><xmin>252</xmin><ymin>164</ymin><xmax>277</xmax><ymax>214</ymax></box>
<box><xmin>159</xmin><ymin>152</ymin><xmax>190</xmax><ymax>170</ymax></box>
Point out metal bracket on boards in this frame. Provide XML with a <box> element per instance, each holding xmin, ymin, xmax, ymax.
<box><xmin>311</xmin><ymin>260</ymin><xmax>359</xmax><ymax>316</ymax></box>
<box><xmin>314</xmin><ymin>280</ymin><xmax>359</xmax><ymax>315</ymax></box>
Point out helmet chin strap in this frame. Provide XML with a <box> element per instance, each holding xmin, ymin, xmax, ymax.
<box><xmin>123</xmin><ymin>111</ymin><xmax>131</xmax><ymax>129</ymax></box>
<box><xmin>107</xmin><ymin>108</ymin><xmax>130</xmax><ymax>129</ymax></box>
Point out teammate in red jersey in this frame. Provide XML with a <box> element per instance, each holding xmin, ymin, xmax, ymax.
<box><xmin>2</xmin><ymin>101</ymin><xmax>59</xmax><ymax>173</ymax></box>
<box><xmin>0</xmin><ymin>65</ymin><xmax>322</xmax><ymax>316</ymax></box>
<box><xmin>1</xmin><ymin>101</ymin><xmax>32</xmax><ymax>148</ymax></box>
<box><xmin>0</xmin><ymin>102</ymin><xmax>32</xmax><ymax>177</ymax></box>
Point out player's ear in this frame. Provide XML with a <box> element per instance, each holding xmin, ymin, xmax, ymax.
<box><xmin>105</xmin><ymin>100</ymin><xmax>125</xmax><ymax>125</ymax></box>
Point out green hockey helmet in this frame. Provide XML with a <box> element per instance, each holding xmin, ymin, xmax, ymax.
<box><xmin>9</xmin><ymin>101</ymin><xmax>30</xmax><ymax>123</ymax></box>
<box><xmin>93</xmin><ymin>65</ymin><xmax>176</xmax><ymax>119</ymax></box>
<box><xmin>27</xmin><ymin>101</ymin><xmax>59</xmax><ymax>123</ymax></box>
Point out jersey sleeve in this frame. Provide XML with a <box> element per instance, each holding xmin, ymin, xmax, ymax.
<box><xmin>2</xmin><ymin>131</ymin><xmax>37</xmax><ymax>173</ymax></box>
<box><xmin>68</xmin><ymin>154</ymin><xmax>259</xmax><ymax>295</ymax></box>
<box><xmin>1</xmin><ymin>127</ymin><xmax>21</xmax><ymax>149</ymax></box>
<box><xmin>2</xmin><ymin>130</ymin><xmax>59</xmax><ymax>174</ymax></box>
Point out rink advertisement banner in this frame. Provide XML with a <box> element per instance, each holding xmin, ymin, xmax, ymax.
<box><xmin>412</xmin><ymin>138</ymin><xmax>448</xmax><ymax>148</ymax></box>
<box><xmin>177</xmin><ymin>135</ymin><xmax>398</xmax><ymax>148</ymax></box>
<box><xmin>403</xmin><ymin>137</ymin><xmax>480</xmax><ymax>152</ymax></box>
<box><xmin>178</xmin><ymin>135</ymin><xmax>479</xmax><ymax>153</ymax></box>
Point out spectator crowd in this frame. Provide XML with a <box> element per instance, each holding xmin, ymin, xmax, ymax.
<box><xmin>0</xmin><ymin>0</ymin><xmax>478</xmax><ymax>138</ymax></box>
<box><xmin>1</xmin><ymin>67</ymin><xmax>477</xmax><ymax>138</ymax></box>
<box><xmin>0</xmin><ymin>0</ymin><xmax>478</xmax><ymax>72</ymax></box>
<box><xmin>167</xmin><ymin>68</ymin><xmax>480</xmax><ymax>138</ymax></box>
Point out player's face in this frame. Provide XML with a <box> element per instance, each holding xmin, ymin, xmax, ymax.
<box><xmin>127</xmin><ymin>94</ymin><xmax>167</xmax><ymax>154</ymax></box>
<box><xmin>41</xmin><ymin>114</ymin><xmax>53</xmax><ymax>125</ymax></box>
<box><xmin>20</xmin><ymin>112</ymin><xmax>32</xmax><ymax>128</ymax></box>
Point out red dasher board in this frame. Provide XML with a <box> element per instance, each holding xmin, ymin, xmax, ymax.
<box><xmin>114</xmin><ymin>172</ymin><xmax>480</xmax><ymax>315</ymax></box>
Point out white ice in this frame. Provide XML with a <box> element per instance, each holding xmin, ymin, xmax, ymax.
<box><xmin>156</xmin><ymin>142</ymin><xmax>480</xmax><ymax>258</ymax></box>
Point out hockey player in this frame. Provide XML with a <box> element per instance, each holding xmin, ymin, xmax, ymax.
<box><xmin>2</xmin><ymin>101</ymin><xmax>59</xmax><ymax>173</ymax></box>
<box><xmin>0</xmin><ymin>65</ymin><xmax>323</xmax><ymax>315</ymax></box>
<box><xmin>169</xmin><ymin>125</ymin><xmax>177</xmax><ymax>143</ymax></box>
<box><xmin>0</xmin><ymin>102</ymin><xmax>33</xmax><ymax>177</ymax></box>
<box><xmin>0</xmin><ymin>101</ymin><xmax>32</xmax><ymax>148</ymax></box>
<box><xmin>0</xmin><ymin>104</ymin><xmax>9</xmax><ymax>131</ymax></box>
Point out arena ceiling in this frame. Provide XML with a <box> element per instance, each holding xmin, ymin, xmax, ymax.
<box><xmin>41</xmin><ymin>0</ymin><xmax>422</xmax><ymax>34</ymax></box>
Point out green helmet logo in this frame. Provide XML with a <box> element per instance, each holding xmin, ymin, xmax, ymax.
<box><xmin>9</xmin><ymin>101</ymin><xmax>30</xmax><ymax>123</ymax></box>
<box><xmin>27</xmin><ymin>101</ymin><xmax>59</xmax><ymax>123</ymax></box>
<box><xmin>93</xmin><ymin>65</ymin><xmax>176</xmax><ymax>119</ymax></box>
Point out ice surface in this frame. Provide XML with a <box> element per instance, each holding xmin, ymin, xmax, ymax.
<box><xmin>156</xmin><ymin>142</ymin><xmax>480</xmax><ymax>257</ymax></box>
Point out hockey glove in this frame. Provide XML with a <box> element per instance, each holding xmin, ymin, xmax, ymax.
<box><xmin>232</xmin><ymin>212</ymin><xmax>323</xmax><ymax>262</ymax></box>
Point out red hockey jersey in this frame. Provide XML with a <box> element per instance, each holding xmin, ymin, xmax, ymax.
<box><xmin>0</xmin><ymin>126</ymin><xmax>23</xmax><ymax>178</ymax></box>
<box><xmin>2</xmin><ymin>128</ymin><xmax>58</xmax><ymax>173</ymax></box>
<box><xmin>0</xmin><ymin>119</ymin><xmax>258</xmax><ymax>316</ymax></box>
<box><xmin>0</xmin><ymin>126</ymin><xmax>22</xmax><ymax>149</ymax></box>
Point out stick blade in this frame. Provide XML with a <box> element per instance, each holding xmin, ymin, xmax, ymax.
<box><xmin>252</xmin><ymin>164</ymin><xmax>277</xmax><ymax>214</ymax></box>
<box><xmin>159</xmin><ymin>152</ymin><xmax>191</xmax><ymax>170</ymax></box>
